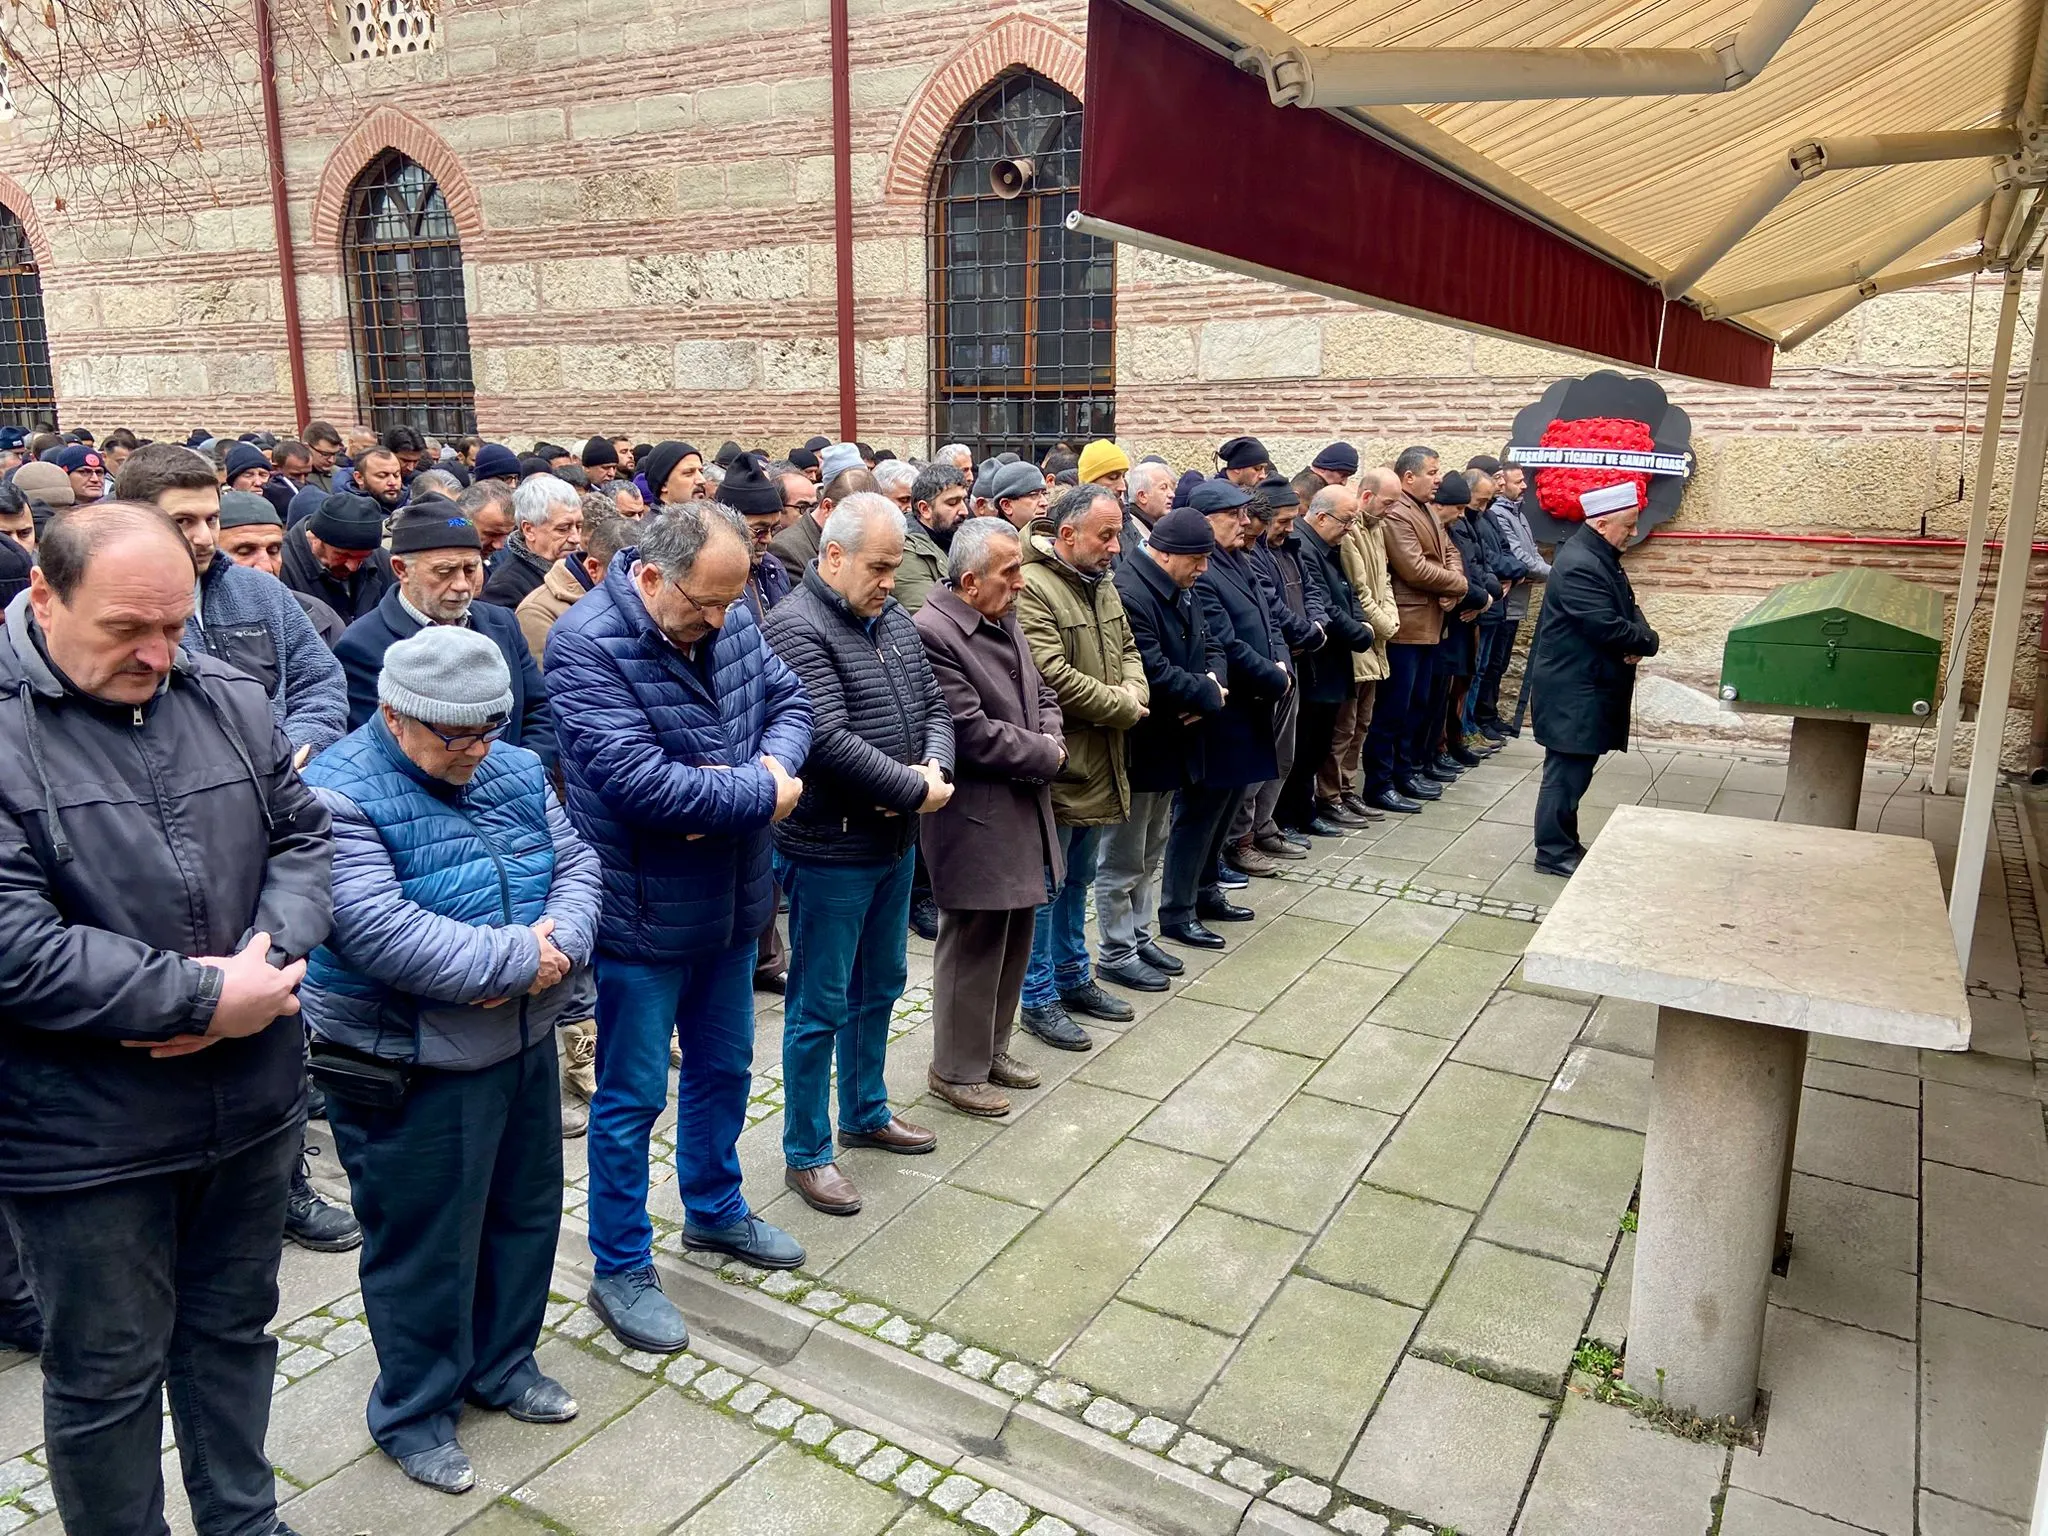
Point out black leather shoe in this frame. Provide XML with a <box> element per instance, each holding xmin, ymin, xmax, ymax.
<box><xmin>1367</xmin><ymin>789</ymin><xmax>1423</xmax><ymax>815</ymax></box>
<box><xmin>1280</xmin><ymin>831</ymin><xmax>1312</xmax><ymax>850</ymax></box>
<box><xmin>1398</xmin><ymin>777</ymin><xmax>1443</xmax><ymax>801</ymax></box>
<box><xmin>1533</xmin><ymin>854</ymin><xmax>1582</xmax><ymax>877</ymax></box>
<box><xmin>1061</xmin><ymin>981</ymin><xmax>1136</xmax><ymax>1022</ymax></box>
<box><xmin>497</xmin><ymin>1376</ymin><xmax>579</xmax><ymax>1424</ymax></box>
<box><xmin>1136</xmin><ymin>941</ymin><xmax>1185</xmax><ymax>975</ymax></box>
<box><xmin>1306</xmin><ymin>816</ymin><xmax>1350</xmax><ymax>837</ymax></box>
<box><xmin>1197</xmin><ymin>893</ymin><xmax>1254</xmax><ymax>923</ymax></box>
<box><xmin>1099</xmin><ymin>956</ymin><xmax>1170</xmax><ymax>992</ymax></box>
<box><xmin>909</xmin><ymin>896</ymin><xmax>939</xmax><ymax>942</ymax></box>
<box><xmin>1448</xmin><ymin>746</ymin><xmax>1483</xmax><ymax>768</ymax></box>
<box><xmin>1430</xmin><ymin>756</ymin><xmax>1465</xmax><ymax>778</ymax></box>
<box><xmin>397</xmin><ymin>1442</ymin><xmax>475</xmax><ymax>1495</ymax></box>
<box><xmin>1021</xmin><ymin>1003</ymin><xmax>1094</xmax><ymax>1051</ymax></box>
<box><xmin>1160</xmin><ymin>921</ymin><xmax>1226</xmax><ymax>950</ymax></box>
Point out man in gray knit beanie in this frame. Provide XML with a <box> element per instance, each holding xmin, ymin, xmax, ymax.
<box><xmin>377</xmin><ymin>627</ymin><xmax>513</xmax><ymax>788</ymax></box>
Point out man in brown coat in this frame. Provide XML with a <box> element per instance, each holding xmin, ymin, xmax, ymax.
<box><xmin>914</xmin><ymin>519</ymin><xmax>1066</xmax><ymax>1116</ymax></box>
<box><xmin>1361</xmin><ymin>446</ymin><xmax>1466</xmax><ymax>812</ymax></box>
<box><xmin>516</xmin><ymin>504</ymin><xmax>631</xmax><ymax>670</ymax></box>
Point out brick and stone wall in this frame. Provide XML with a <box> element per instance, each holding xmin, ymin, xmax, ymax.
<box><xmin>0</xmin><ymin>0</ymin><xmax>2041</xmax><ymax>763</ymax></box>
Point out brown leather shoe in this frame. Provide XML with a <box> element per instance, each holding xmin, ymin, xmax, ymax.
<box><xmin>784</xmin><ymin>1162</ymin><xmax>862</xmax><ymax>1215</ymax></box>
<box><xmin>927</xmin><ymin>1071</ymin><xmax>1010</xmax><ymax>1117</ymax></box>
<box><xmin>989</xmin><ymin>1052</ymin><xmax>1042</xmax><ymax>1089</ymax></box>
<box><xmin>837</xmin><ymin>1116</ymin><xmax>937</xmax><ymax>1155</ymax></box>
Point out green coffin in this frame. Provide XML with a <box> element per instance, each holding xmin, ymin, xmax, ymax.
<box><xmin>1719</xmin><ymin>569</ymin><xmax>1943</xmax><ymax>718</ymax></box>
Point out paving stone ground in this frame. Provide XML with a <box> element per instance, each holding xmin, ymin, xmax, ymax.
<box><xmin>6</xmin><ymin>739</ymin><xmax>2048</xmax><ymax>1536</ymax></box>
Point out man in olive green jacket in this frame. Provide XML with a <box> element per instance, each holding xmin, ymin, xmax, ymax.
<box><xmin>1328</xmin><ymin>466</ymin><xmax>1403</xmax><ymax>810</ymax></box>
<box><xmin>1014</xmin><ymin>488</ymin><xmax>1149</xmax><ymax>1051</ymax></box>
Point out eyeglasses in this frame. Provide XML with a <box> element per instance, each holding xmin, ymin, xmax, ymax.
<box><xmin>669</xmin><ymin>577</ymin><xmax>736</xmax><ymax>618</ymax></box>
<box><xmin>421</xmin><ymin>718</ymin><xmax>508</xmax><ymax>751</ymax></box>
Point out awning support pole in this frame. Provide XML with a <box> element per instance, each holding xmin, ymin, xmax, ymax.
<box><xmin>1951</xmin><ymin>272</ymin><xmax>2048</xmax><ymax>965</ymax></box>
<box><xmin>1779</xmin><ymin>255</ymin><xmax>1990</xmax><ymax>352</ymax></box>
<box><xmin>1931</xmin><ymin>269</ymin><xmax>2026</xmax><ymax>795</ymax></box>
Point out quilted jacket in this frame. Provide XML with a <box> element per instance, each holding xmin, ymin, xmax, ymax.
<box><xmin>761</xmin><ymin>569</ymin><xmax>955</xmax><ymax>866</ymax></box>
<box><xmin>544</xmin><ymin>552</ymin><xmax>812</xmax><ymax>961</ymax></box>
<box><xmin>300</xmin><ymin>716</ymin><xmax>601</xmax><ymax>1070</ymax></box>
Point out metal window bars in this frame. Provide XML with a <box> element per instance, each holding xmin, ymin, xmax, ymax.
<box><xmin>343</xmin><ymin>150</ymin><xmax>476</xmax><ymax>439</ymax></box>
<box><xmin>0</xmin><ymin>208</ymin><xmax>54</xmax><ymax>429</ymax></box>
<box><xmin>928</xmin><ymin>69</ymin><xmax>1115</xmax><ymax>465</ymax></box>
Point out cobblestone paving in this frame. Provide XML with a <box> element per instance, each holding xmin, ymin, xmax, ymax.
<box><xmin>6</xmin><ymin>740</ymin><xmax>2046</xmax><ymax>1536</ymax></box>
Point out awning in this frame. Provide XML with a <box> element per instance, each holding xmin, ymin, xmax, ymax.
<box><xmin>1074</xmin><ymin>0</ymin><xmax>2048</xmax><ymax>389</ymax></box>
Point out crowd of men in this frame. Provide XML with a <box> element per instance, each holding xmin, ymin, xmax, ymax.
<box><xmin>0</xmin><ymin>415</ymin><xmax>1657</xmax><ymax>1533</ymax></box>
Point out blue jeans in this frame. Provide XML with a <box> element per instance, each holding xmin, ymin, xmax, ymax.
<box><xmin>588</xmin><ymin>943</ymin><xmax>756</xmax><ymax>1273</ymax></box>
<box><xmin>1024</xmin><ymin>824</ymin><xmax>1102</xmax><ymax>1009</ymax></box>
<box><xmin>778</xmin><ymin>848</ymin><xmax>914</xmax><ymax>1170</ymax></box>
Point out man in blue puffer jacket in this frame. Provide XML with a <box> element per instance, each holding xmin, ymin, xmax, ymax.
<box><xmin>545</xmin><ymin>502</ymin><xmax>812</xmax><ymax>1357</ymax></box>
<box><xmin>301</xmin><ymin>626</ymin><xmax>601</xmax><ymax>1497</ymax></box>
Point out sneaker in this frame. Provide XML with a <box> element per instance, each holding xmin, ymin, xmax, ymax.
<box><xmin>286</xmin><ymin>1149</ymin><xmax>362</xmax><ymax>1253</ymax></box>
<box><xmin>1225</xmin><ymin>841</ymin><xmax>1279</xmax><ymax>877</ymax></box>
<box><xmin>909</xmin><ymin>895</ymin><xmax>940</xmax><ymax>942</ymax></box>
<box><xmin>396</xmin><ymin>1442</ymin><xmax>474</xmax><ymax>1495</ymax></box>
<box><xmin>682</xmin><ymin>1214</ymin><xmax>805</xmax><ymax>1269</ymax></box>
<box><xmin>1214</xmin><ymin>863</ymin><xmax>1250</xmax><ymax>889</ymax></box>
<box><xmin>1098</xmin><ymin>956</ymin><xmax>1169</xmax><ymax>993</ymax></box>
<box><xmin>1478</xmin><ymin>723</ymin><xmax>1506</xmax><ymax>743</ymax></box>
<box><xmin>1021</xmin><ymin>1002</ymin><xmax>1093</xmax><ymax>1051</ymax></box>
<box><xmin>1060</xmin><ymin>981</ymin><xmax>1135</xmax><ymax>1022</ymax></box>
<box><xmin>589</xmin><ymin>1266</ymin><xmax>690</xmax><ymax>1352</ymax></box>
<box><xmin>1463</xmin><ymin>732</ymin><xmax>1499</xmax><ymax>757</ymax></box>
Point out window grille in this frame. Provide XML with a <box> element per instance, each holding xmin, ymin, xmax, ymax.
<box><xmin>0</xmin><ymin>207</ymin><xmax>54</xmax><ymax>428</ymax></box>
<box><xmin>342</xmin><ymin>150</ymin><xmax>475</xmax><ymax>437</ymax></box>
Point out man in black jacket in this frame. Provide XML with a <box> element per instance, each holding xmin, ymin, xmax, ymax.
<box><xmin>1099</xmin><ymin>506</ymin><xmax>1225</xmax><ymax>992</ymax></box>
<box><xmin>280</xmin><ymin>489</ymin><xmax>395</xmax><ymax>622</ymax></box>
<box><xmin>1281</xmin><ymin>485</ymin><xmax>1378</xmax><ymax>833</ymax></box>
<box><xmin>481</xmin><ymin>473</ymin><xmax>584</xmax><ymax>610</ymax></box>
<box><xmin>0</xmin><ymin>501</ymin><xmax>333</xmax><ymax>1536</ymax></box>
<box><xmin>762</xmin><ymin>493</ymin><xmax>957</xmax><ymax>1218</ymax></box>
<box><xmin>1526</xmin><ymin>489</ymin><xmax>1659</xmax><ymax>876</ymax></box>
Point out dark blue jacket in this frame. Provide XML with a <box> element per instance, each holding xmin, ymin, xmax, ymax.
<box><xmin>334</xmin><ymin>587</ymin><xmax>555</xmax><ymax>768</ymax></box>
<box><xmin>1114</xmin><ymin>547</ymin><xmax>1225</xmax><ymax>792</ymax></box>
<box><xmin>1195</xmin><ymin>548</ymin><xmax>1292</xmax><ymax>788</ymax></box>
<box><xmin>544</xmin><ymin>552</ymin><xmax>812</xmax><ymax>961</ymax></box>
<box><xmin>301</xmin><ymin>717</ymin><xmax>600</xmax><ymax>1070</ymax></box>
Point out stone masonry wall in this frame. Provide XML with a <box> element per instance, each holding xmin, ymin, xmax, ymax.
<box><xmin>0</xmin><ymin>0</ymin><xmax>2042</xmax><ymax>762</ymax></box>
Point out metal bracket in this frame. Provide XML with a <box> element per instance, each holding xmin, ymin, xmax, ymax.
<box><xmin>1233</xmin><ymin>44</ymin><xmax>1310</xmax><ymax>108</ymax></box>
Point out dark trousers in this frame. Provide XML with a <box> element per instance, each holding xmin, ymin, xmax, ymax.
<box><xmin>756</xmin><ymin>882</ymin><xmax>788</xmax><ymax>984</ymax></box>
<box><xmin>1162</xmin><ymin>782</ymin><xmax>1242</xmax><ymax>927</ymax></box>
<box><xmin>1363</xmin><ymin>642</ymin><xmax>1432</xmax><ymax>794</ymax></box>
<box><xmin>1</xmin><ymin>1120</ymin><xmax>298</xmax><ymax>1536</ymax></box>
<box><xmin>326</xmin><ymin>1035</ymin><xmax>562</xmax><ymax>1460</ymax></box>
<box><xmin>1277</xmin><ymin>698</ymin><xmax>1342</xmax><ymax>829</ymax></box>
<box><xmin>1535</xmin><ymin>749</ymin><xmax>1599</xmax><ymax>866</ymax></box>
<box><xmin>1476</xmin><ymin>619</ymin><xmax>1518</xmax><ymax>727</ymax></box>
<box><xmin>0</xmin><ymin>1219</ymin><xmax>37</xmax><ymax>1338</ymax></box>
<box><xmin>1408</xmin><ymin>669</ymin><xmax>1454</xmax><ymax>773</ymax></box>
<box><xmin>932</xmin><ymin>906</ymin><xmax>1035</xmax><ymax>1085</ymax></box>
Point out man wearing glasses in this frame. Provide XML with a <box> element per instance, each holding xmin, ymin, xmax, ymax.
<box><xmin>333</xmin><ymin>504</ymin><xmax>557</xmax><ymax>769</ymax></box>
<box><xmin>545</xmin><ymin>503</ymin><xmax>812</xmax><ymax>1357</ymax></box>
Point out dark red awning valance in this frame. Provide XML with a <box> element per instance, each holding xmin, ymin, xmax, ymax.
<box><xmin>1077</xmin><ymin>0</ymin><xmax>1774</xmax><ymax>389</ymax></box>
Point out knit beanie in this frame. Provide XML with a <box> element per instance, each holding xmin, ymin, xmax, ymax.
<box><xmin>818</xmin><ymin>442</ymin><xmax>863</xmax><ymax>485</ymax></box>
<box><xmin>716</xmin><ymin>451</ymin><xmax>783</xmax><ymax>516</ymax></box>
<box><xmin>219</xmin><ymin>490</ymin><xmax>282</xmax><ymax>529</ymax></box>
<box><xmin>389</xmin><ymin>506</ymin><xmax>482</xmax><ymax>555</ymax></box>
<box><xmin>1147</xmin><ymin>506</ymin><xmax>1217</xmax><ymax>556</ymax></box>
<box><xmin>788</xmin><ymin>446</ymin><xmax>819</xmax><ymax>473</ymax></box>
<box><xmin>581</xmin><ymin>434</ymin><xmax>619</xmax><ymax>469</ymax></box>
<box><xmin>1434</xmin><ymin>470</ymin><xmax>1472</xmax><ymax>508</ymax></box>
<box><xmin>1217</xmin><ymin>436</ymin><xmax>1268</xmax><ymax>472</ymax></box>
<box><xmin>1257</xmin><ymin>472</ymin><xmax>1299</xmax><ymax>510</ymax></box>
<box><xmin>377</xmin><ymin>625</ymin><xmax>512</xmax><ymax>727</ymax></box>
<box><xmin>1077</xmin><ymin>440</ymin><xmax>1130</xmax><ymax>484</ymax></box>
<box><xmin>1171</xmin><ymin>469</ymin><xmax>1204</xmax><ymax>509</ymax></box>
<box><xmin>11</xmin><ymin>462</ymin><xmax>72</xmax><ymax>508</ymax></box>
<box><xmin>1311</xmin><ymin>442</ymin><xmax>1360</xmax><ymax>476</ymax></box>
<box><xmin>224</xmin><ymin>442</ymin><xmax>270</xmax><ymax>482</ymax></box>
<box><xmin>640</xmin><ymin>441</ymin><xmax>700</xmax><ymax>504</ymax></box>
<box><xmin>713</xmin><ymin>439</ymin><xmax>743</xmax><ymax>469</ymax></box>
<box><xmin>183</xmin><ymin>429</ymin><xmax>213</xmax><ymax>449</ymax></box>
<box><xmin>287</xmin><ymin>484</ymin><xmax>326</xmax><ymax>525</ymax></box>
<box><xmin>989</xmin><ymin>461</ymin><xmax>1047</xmax><ymax>503</ymax></box>
<box><xmin>309</xmin><ymin>491</ymin><xmax>386</xmax><ymax>550</ymax></box>
<box><xmin>472</xmin><ymin>443</ymin><xmax>520</xmax><ymax>481</ymax></box>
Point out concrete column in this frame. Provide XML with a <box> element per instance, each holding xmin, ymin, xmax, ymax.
<box><xmin>1779</xmin><ymin>716</ymin><xmax>1870</xmax><ymax>829</ymax></box>
<box><xmin>1626</xmin><ymin>1006</ymin><xmax>1806</xmax><ymax>1424</ymax></box>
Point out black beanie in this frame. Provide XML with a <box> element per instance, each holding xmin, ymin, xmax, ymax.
<box><xmin>516</xmin><ymin>455</ymin><xmax>552</xmax><ymax>481</ymax></box>
<box><xmin>789</xmin><ymin>446</ymin><xmax>819</xmax><ymax>472</ymax></box>
<box><xmin>714</xmin><ymin>439</ymin><xmax>743</xmax><ymax>469</ymax></box>
<box><xmin>716</xmin><ymin>452</ymin><xmax>783</xmax><ymax>516</ymax></box>
<box><xmin>581</xmin><ymin>434</ymin><xmax>618</xmax><ymax>469</ymax></box>
<box><xmin>1434</xmin><ymin>470</ymin><xmax>1472</xmax><ymax>508</ymax></box>
<box><xmin>309</xmin><ymin>492</ymin><xmax>385</xmax><ymax>551</ymax></box>
<box><xmin>389</xmin><ymin>506</ymin><xmax>482</xmax><ymax>555</ymax></box>
<box><xmin>1148</xmin><ymin>506</ymin><xmax>1217</xmax><ymax>556</ymax></box>
<box><xmin>640</xmin><ymin>441</ymin><xmax>700</xmax><ymax>504</ymax></box>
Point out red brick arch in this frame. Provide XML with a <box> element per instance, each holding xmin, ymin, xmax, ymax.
<box><xmin>0</xmin><ymin>173</ymin><xmax>53</xmax><ymax>269</ymax></box>
<box><xmin>308</xmin><ymin>106</ymin><xmax>484</xmax><ymax>253</ymax></box>
<box><xmin>881</xmin><ymin>13</ymin><xmax>1088</xmax><ymax>205</ymax></box>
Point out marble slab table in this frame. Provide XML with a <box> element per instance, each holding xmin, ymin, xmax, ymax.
<box><xmin>1523</xmin><ymin>804</ymin><xmax>1968</xmax><ymax>1423</ymax></box>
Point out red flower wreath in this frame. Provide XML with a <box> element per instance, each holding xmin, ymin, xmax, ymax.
<box><xmin>1534</xmin><ymin>416</ymin><xmax>1653</xmax><ymax>521</ymax></box>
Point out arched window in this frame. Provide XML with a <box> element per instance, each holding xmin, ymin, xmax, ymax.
<box><xmin>929</xmin><ymin>70</ymin><xmax>1114</xmax><ymax>463</ymax></box>
<box><xmin>343</xmin><ymin>150</ymin><xmax>475</xmax><ymax>437</ymax></box>
<box><xmin>0</xmin><ymin>208</ymin><xmax>54</xmax><ymax>428</ymax></box>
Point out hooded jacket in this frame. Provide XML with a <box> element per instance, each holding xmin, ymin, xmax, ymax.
<box><xmin>544</xmin><ymin>552</ymin><xmax>812</xmax><ymax>960</ymax></box>
<box><xmin>0</xmin><ymin>592</ymin><xmax>333</xmax><ymax>1192</ymax></box>
<box><xmin>1014</xmin><ymin>522</ymin><xmax>1148</xmax><ymax>826</ymax></box>
<box><xmin>186</xmin><ymin>550</ymin><xmax>349</xmax><ymax>755</ymax></box>
<box><xmin>301</xmin><ymin>717</ymin><xmax>601</xmax><ymax>1070</ymax></box>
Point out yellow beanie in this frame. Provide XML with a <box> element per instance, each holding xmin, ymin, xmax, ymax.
<box><xmin>1077</xmin><ymin>439</ymin><xmax>1131</xmax><ymax>484</ymax></box>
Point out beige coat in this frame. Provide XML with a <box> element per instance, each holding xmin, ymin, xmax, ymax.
<box><xmin>1341</xmin><ymin>520</ymin><xmax>1400</xmax><ymax>683</ymax></box>
<box><xmin>516</xmin><ymin>557</ymin><xmax>586</xmax><ymax>670</ymax></box>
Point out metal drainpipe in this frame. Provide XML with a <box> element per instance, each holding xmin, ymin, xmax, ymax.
<box><xmin>254</xmin><ymin>0</ymin><xmax>311</xmax><ymax>431</ymax></box>
<box><xmin>829</xmin><ymin>0</ymin><xmax>858</xmax><ymax>443</ymax></box>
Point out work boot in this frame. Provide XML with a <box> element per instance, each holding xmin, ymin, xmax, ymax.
<box><xmin>1225</xmin><ymin>839</ymin><xmax>1279</xmax><ymax>877</ymax></box>
<box><xmin>928</xmin><ymin>1071</ymin><xmax>1011</xmax><ymax>1118</ymax></box>
<box><xmin>1253</xmin><ymin>831</ymin><xmax>1307</xmax><ymax>860</ymax></box>
<box><xmin>560</xmin><ymin>1019</ymin><xmax>597</xmax><ymax>1100</ymax></box>
<box><xmin>989</xmin><ymin>1052</ymin><xmax>1042</xmax><ymax>1089</ymax></box>
<box><xmin>285</xmin><ymin>1146</ymin><xmax>362</xmax><ymax>1253</ymax></box>
<box><xmin>589</xmin><ymin>1265</ymin><xmax>690</xmax><ymax>1352</ymax></box>
<box><xmin>1060</xmin><ymin>981</ymin><xmax>1135</xmax><ymax>1022</ymax></box>
<box><xmin>909</xmin><ymin>895</ymin><xmax>940</xmax><ymax>942</ymax></box>
<box><xmin>1021</xmin><ymin>1002</ymin><xmax>1093</xmax><ymax>1051</ymax></box>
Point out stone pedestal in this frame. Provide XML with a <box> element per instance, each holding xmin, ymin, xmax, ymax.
<box><xmin>1625</xmin><ymin>1007</ymin><xmax>1805</xmax><ymax>1422</ymax></box>
<box><xmin>1780</xmin><ymin>716</ymin><xmax>1871</xmax><ymax>830</ymax></box>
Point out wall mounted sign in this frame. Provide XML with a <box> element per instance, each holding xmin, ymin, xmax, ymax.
<box><xmin>1505</xmin><ymin>370</ymin><xmax>1694</xmax><ymax>548</ymax></box>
